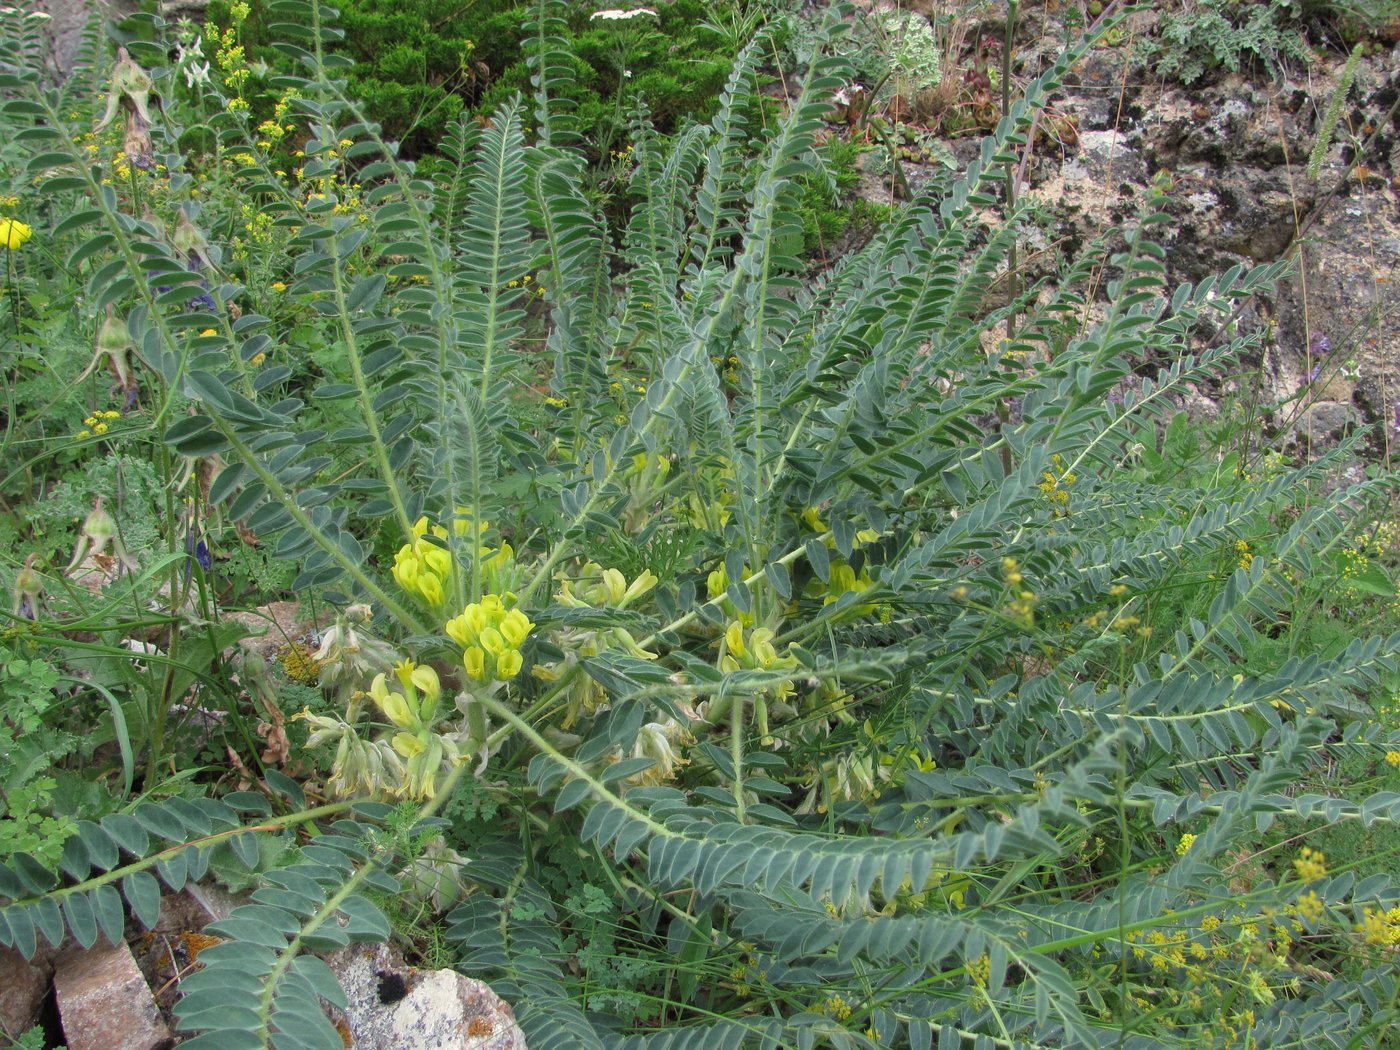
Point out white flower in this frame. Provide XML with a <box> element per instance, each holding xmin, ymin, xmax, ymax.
<box><xmin>590</xmin><ymin>7</ymin><xmax>657</xmax><ymax>19</ymax></box>
<box><xmin>184</xmin><ymin>61</ymin><xmax>211</xmax><ymax>88</ymax></box>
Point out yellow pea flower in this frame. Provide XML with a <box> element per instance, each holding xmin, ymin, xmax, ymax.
<box><xmin>725</xmin><ymin>621</ymin><xmax>746</xmax><ymax>659</ymax></box>
<box><xmin>478</xmin><ymin>627</ymin><xmax>506</xmax><ymax>657</ymax></box>
<box><xmin>369</xmin><ymin>673</ymin><xmax>416</xmax><ymax>728</ymax></box>
<box><xmin>497</xmin><ymin>650</ymin><xmax>523</xmax><ymax>679</ymax></box>
<box><xmin>392</xmin><ymin>732</ymin><xmax>425</xmax><ymax>758</ymax></box>
<box><xmin>500</xmin><ymin>608</ymin><xmax>533</xmax><ymax>649</ymax></box>
<box><xmin>464</xmin><ymin>646</ymin><xmax>486</xmax><ymax>682</ymax></box>
<box><xmin>0</xmin><ymin>218</ymin><xmax>33</xmax><ymax>250</ymax></box>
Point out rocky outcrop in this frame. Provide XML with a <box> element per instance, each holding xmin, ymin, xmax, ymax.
<box><xmin>861</xmin><ymin>9</ymin><xmax>1400</xmax><ymax>459</ymax></box>
<box><xmin>327</xmin><ymin>942</ymin><xmax>528</xmax><ymax>1050</ymax></box>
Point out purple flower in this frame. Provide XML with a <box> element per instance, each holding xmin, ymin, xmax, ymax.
<box><xmin>1309</xmin><ymin>364</ymin><xmax>1322</xmax><ymax>383</ymax></box>
<box><xmin>1309</xmin><ymin>332</ymin><xmax>1331</xmax><ymax>356</ymax></box>
<box><xmin>186</xmin><ymin>533</ymin><xmax>212</xmax><ymax>572</ymax></box>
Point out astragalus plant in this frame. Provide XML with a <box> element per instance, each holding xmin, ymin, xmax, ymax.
<box><xmin>2</xmin><ymin>1</ymin><xmax>1400</xmax><ymax>1047</ymax></box>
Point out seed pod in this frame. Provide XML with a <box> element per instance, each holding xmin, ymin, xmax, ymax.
<box><xmin>12</xmin><ymin>553</ymin><xmax>41</xmax><ymax>619</ymax></box>
<box><xmin>97</xmin><ymin>47</ymin><xmax>155</xmax><ymax>131</ymax></box>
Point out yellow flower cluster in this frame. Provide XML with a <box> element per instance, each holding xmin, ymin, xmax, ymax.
<box><xmin>391</xmin><ymin>512</ymin><xmax>510</xmax><ymax>610</ymax></box>
<box><xmin>76</xmin><ymin>410</ymin><xmax>121</xmax><ymax>439</ymax></box>
<box><xmin>1358</xmin><ymin>904</ymin><xmax>1400</xmax><ymax>948</ymax></box>
<box><xmin>0</xmin><ymin>217</ymin><xmax>32</xmax><ymax>250</ymax></box>
<box><xmin>967</xmin><ymin>953</ymin><xmax>992</xmax><ymax>987</ymax></box>
<box><xmin>556</xmin><ymin>563</ymin><xmax>657</xmax><ymax>610</ymax></box>
<box><xmin>1291</xmin><ymin>889</ymin><xmax>1324</xmax><ymax>925</ymax></box>
<box><xmin>1002</xmin><ymin>557</ymin><xmax>1036</xmax><ymax>628</ymax></box>
<box><xmin>823</xmin><ymin>560</ymin><xmax>874</xmax><ymax>608</ymax></box>
<box><xmin>1176</xmin><ymin>833</ymin><xmax>1196</xmax><ymax>857</ymax></box>
<box><xmin>1293</xmin><ymin>846</ymin><xmax>1327</xmax><ymax>882</ymax></box>
<box><xmin>392</xmin><ymin>516</ymin><xmax>456</xmax><ymax>608</ymax></box>
<box><xmin>707</xmin><ymin>562</ymin><xmax>753</xmax><ymax>625</ymax></box>
<box><xmin>368</xmin><ymin>660</ymin><xmax>451</xmax><ymax>798</ymax></box>
<box><xmin>720</xmin><ymin>621</ymin><xmax>795</xmax><ymax>677</ymax></box>
<box><xmin>446</xmin><ymin>595</ymin><xmax>533</xmax><ymax>683</ymax></box>
<box><xmin>1038</xmin><ymin>453</ymin><xmax>1077</xmax><ymax>515</ymax></box>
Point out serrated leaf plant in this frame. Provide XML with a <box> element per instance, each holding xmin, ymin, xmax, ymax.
<box><xmin>3</xmin><ymin>1</ymin><xmax>1400</xmax><ymax>1048</ymax></box>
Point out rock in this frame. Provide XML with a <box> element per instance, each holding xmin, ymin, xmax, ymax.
<box><xmin>1294</xmin><ymin>400</ymin><xmax>1363</xmax><ymax>452</ymax></box>
<box><xmin>1276</xmin><ymin>190</ymin><xmax>1400</xmax><ymax>453</ymax></box>
<box><xmin>0</xmin><ymin>943</ymin><xmax>54</xmax><ymax>1040</ymax></box>
<box><xmin>225</xmin><ymin>600</ymin><xmax>325</xmax><ymax>661</ymax></box>
<box><xmin>1065</xmin><ymin>129</ymin><xmax>1147</xmax><ymax>192</ymax></box>
<box><xmin>328</xmin><ymin>942</ymin><xmax>527</xmax><ymax>1050</ymax></box>
<box><xmin>53</xmin><ymin>940</ymin><xmax>172</xmax><ymax>1050</ymax></box>
<box><xmin>30</xmin><ymin>0</ymin><xmax>139</xmax><ymax>82</ymax></box>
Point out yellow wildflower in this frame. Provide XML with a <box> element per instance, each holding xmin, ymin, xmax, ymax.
<box><xmin>0</xmin><ymin>218</ymin><xmax>33</xmax><ymax>250</ymax></box>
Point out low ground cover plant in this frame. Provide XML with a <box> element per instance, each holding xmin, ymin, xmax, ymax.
<box><xmin>1</xmin><ymin>1</ymin><xmax>1400</xmax><ymax>1048</ymax></box>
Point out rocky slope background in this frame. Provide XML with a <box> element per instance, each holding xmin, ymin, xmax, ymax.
<box><xmin>836</xmin><ymin>1</ymin><xmax>1400</xmax><ymax>469</ymax></box>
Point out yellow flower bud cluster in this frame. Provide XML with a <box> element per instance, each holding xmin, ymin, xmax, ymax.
<box><xmin>391</xmin><ymin>511</ymin><xmax>514</xmax><ymax>610</ymax></box>
<box><xmin>1358</xmin><ymin>905</ymin><xmax>1400</xmax><ymax>947</ymax></box>
<box><xmin>392</xmin><ymin>516</ymin><xmax>456</xmax><ymax>608</ymax></box>
<box><xmin>446</xmin><ymin>595</ymin><xmax>533</xmax><ymax>683</ymax></box>
<box><xmin>1038</xmin><ymin>453</ymin><xmax>1077</xmax><ymax>516</ymax></box>
<box><xmin>298</xmin><ymin>659</ymin><xmax>461</xmax><ymax>801</ymax></box>
<box><xmin>1293</xmin><ymin>846</ymin><xmax>1327</xmax><ymax>882</ymax></box>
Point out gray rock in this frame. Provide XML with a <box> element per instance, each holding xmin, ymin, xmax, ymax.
<box><xmin>53</xmin><ymin>940</ymin><xmax>172</xmax><ymax>1050</ymax></box>
<box><xmin>1295</xmin><ymin>400</ymin><xmax>1362</xmax><ymax>451</ymax></box>
<box><xmin>328</xmin><ymin>942</ymin><xmax>527</xmax><ymax>1050</ymax></box>
<box><xmin>1066</xmin><ymin>129</ymin><xmax>1146</xmax><ymax>191</ymax></box>
<box><xmin>30</xmin><ymin>0</ymin><xmax>134</xmax><ymax>81</ymax></box>
<box><xmin>0</xmin><ymin>943</ymin><xmax>53</xmax><ymax>1041</ymax></box>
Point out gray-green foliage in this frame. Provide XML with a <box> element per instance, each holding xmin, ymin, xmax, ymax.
<box><xmin>5</xmin><ymin>0</ymin><xmax>1400</xmax><ymax>1047</ymax></box>
<box><xmin>1142</xmin><ymin>0</ymin><xmax>1313</xmax><ymax>83</ymax></box>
